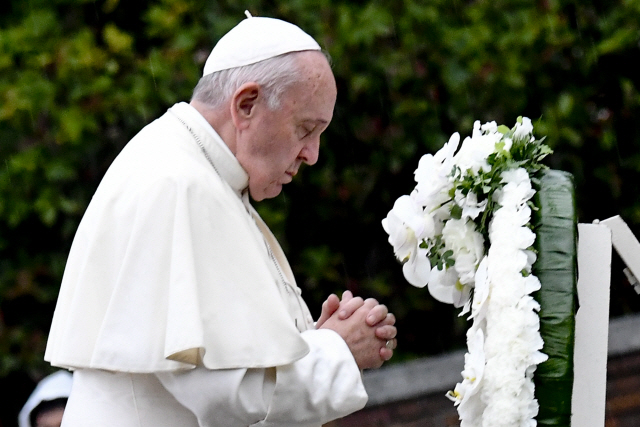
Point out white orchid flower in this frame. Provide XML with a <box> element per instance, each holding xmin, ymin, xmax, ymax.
<box><xmin>447</xmin><ymin>327</ymin><xmax>486</xmax><ymax>424</ymax></box>
<box><xmin>469</xmin><ymin>256</ymin><xmax>489</xmax><ymax>321</ymax></box>
<box><xmin>513</xmin><ymin>117</ymin><xmax>533</xmax><ymax>140</ymax></box>
<box><xmin>480</xmin><ymin>121</ymin><xmax>498</xmax><ymax>133</ymax></box>
<box><xmin>427</xmin><ymin>266</ymin><xmax>469</xmax><ymax>307</ymax></box>
<box><xmin>419</xmin><ymin>131</ymin><xmax>460</xmax><ymax>185</ymax></box>
<box><xmin>413</xmin><ymin>132</ymin><xmax>459</xmax><ymax>206</ymax></box>
<box><xmin>402</xmin><ymin>245</ymin><xmax>431</xmax><ymax>288</ymax></box>
<box><xmin>442</xmin><ymin>219</ymin><xmax>485</xmax><ymax>285</ymax></box>
<box><xmin>454</xmin><ymin>121</ymin><xmax>502</xmax><ymax>175</ymax></box>
<box><xmin>382</xmin><ymin>195</ymin><xmax>436</xmax><ymax>288</ymax></box>
<box><xmin>435</xmin><ymin>131</ymin><xmax>461</xmax><ymax>165</ymax></box>
<box><xmin>455</xmin><ymin>190</ymin><xmax>488</xmax><ymax>220</ymax></box>
<box><xmin>382</xmin><ymin>195</ymin><xmax>435</xmax><ymax>261</ymax></box>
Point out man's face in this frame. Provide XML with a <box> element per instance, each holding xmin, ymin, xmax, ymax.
<box><xmin>235</xmin><ymin>52</ymin><xmax>337</xmax><ymax>201</ymax></box>
<box><xmin>35</xmin><ymin>407</ymin><xmax>65</xmax><ymax>427</ymax></box>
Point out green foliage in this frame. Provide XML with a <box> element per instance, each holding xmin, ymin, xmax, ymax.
<box><xmin>2</xmin><ymin>0</ymin><xmax>640</xmax><ymax>423</ymax></box>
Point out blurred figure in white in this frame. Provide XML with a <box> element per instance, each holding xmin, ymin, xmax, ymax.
<box><xmin>18</xmin><ymin>370</ymin><xmax>73</xmax><ymax>427</ymax></box>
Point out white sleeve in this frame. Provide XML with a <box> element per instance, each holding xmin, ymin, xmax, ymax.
<box><xmin>155</xmin><ymin>329</ymin><xmax>368</xmax><ymax>427</ymax></box>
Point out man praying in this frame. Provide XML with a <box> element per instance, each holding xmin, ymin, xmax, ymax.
<box><xmin>45</xmin><ymin>13</ymin><xmax>397</xmax><ymax>427</ymax></box>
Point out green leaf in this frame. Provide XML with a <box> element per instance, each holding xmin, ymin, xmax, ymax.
<box><xmin>103</xmin><ymin>23</ymin><xmax>134</xmax><ymax>54</ymax></box>
<box><xmin>597</xmin><ymin>27</ymin><xmax>638</xmax><ymax>55</ymax></box>
<box><xmin>450</xmin><ymin>204</ymin><xmax>462</xmax><ymax>219</ymax></box>
<box><xmin>497</xmin><ymin>124</ymin><xmax>510</xmax><ymax>134</ymax></box>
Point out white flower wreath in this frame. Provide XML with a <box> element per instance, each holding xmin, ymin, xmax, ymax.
<box><xmin>383</xmin><ymin>117</ymin><xmax>553</xmax><ymax>427</ymax></box>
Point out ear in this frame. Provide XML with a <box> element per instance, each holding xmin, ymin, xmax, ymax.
<box><xmin>230</xmin><ymin>82</ymin><xmax>261</xmax><ymax>130</ymax></box>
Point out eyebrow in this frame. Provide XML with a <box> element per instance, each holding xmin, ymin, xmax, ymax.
<box><xmin>303</xmin><ymin>119</ymin><xmax>329</xmax><ymax>126</ymax></box>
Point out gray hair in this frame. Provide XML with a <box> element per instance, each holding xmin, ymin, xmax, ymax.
<box><xmin>192</xmin><ymin>52</ymin><xmax>305</xmax><ymax>110</ymax></box>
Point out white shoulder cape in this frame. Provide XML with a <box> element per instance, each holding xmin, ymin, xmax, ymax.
<box><xmin>45</xmin><ymin>103</ymin><xmax>311</xmax><ymax>372</ymax></box>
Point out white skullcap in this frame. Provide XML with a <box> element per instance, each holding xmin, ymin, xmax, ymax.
<box><xmin>203</xmin><ymin>11</ymin><xmax>321</xmax><ymax>76</ymax></box>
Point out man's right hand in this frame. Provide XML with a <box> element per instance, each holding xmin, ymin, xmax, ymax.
<box><xmin>315</xmin><ymin>291</ymin><xmax>364</xmax><ymax>328</ymax></box>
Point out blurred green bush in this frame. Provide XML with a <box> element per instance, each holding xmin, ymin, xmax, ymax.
<box><xmin>1</xmin><ymin>0</ymin><xmax>640</xmax><ymax>424</ymax></box>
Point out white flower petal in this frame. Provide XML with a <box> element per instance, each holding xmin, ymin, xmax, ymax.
<box><xmin>481</xmin><ymin>121</ymin><xmax>498</xmax><ymax>133</ymax></box>
<box><xmin>470</xmin><ymin>257</ymin><xmax>489</xmax><ymax>320</ymax></box>
<box><xmin>427</xmin><ymin>266</ymin><xmax>460</xmax><ymax>304</ymax></box>
<box><xmin>402</xmin><ymin>246</ymin><xmax>431</xmax><ymax>288</ymax></box>
<box><xmin>513</xmin><ymin>117</ymin><xmax>533</xmax><ymax>140</ymax></box>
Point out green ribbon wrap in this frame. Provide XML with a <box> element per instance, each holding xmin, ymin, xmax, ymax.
<box><xmin>531</xmin><ymin>169</ymin><xmax>578</xmax><ymax>427</ymax></box>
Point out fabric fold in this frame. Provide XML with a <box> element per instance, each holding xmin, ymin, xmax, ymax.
<box><xmin>46</xmin><ymin>103</ymin><xmax>311</xmax><ymax>372</ymax></box>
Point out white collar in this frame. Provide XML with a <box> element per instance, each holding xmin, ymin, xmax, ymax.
<box><xmin>168</xmin><ymin>102</ymin><xmax>249</xmax><ymax>197</ymax></box>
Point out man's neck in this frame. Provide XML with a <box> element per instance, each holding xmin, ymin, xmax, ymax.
<box><xmin>190</xmin><ymin>99</ymin><xmax>237</xmax><ymax>154</ymax></box>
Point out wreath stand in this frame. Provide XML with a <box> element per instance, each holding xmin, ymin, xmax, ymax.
<box><xmin>572</xmin><ymin>216</ymin><xmax>640</xmax><ymax>426</ymax></box>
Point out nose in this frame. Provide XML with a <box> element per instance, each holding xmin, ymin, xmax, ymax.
<box><xmin>299</xmin><ymin>138</ymin><xmax>320</xmax><ymax>165</ymax></box>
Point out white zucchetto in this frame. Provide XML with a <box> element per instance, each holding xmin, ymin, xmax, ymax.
<box><xmin>203</xmin><ymin>12</ymin><xmax>321</xmax><ymax>76</ymax></box>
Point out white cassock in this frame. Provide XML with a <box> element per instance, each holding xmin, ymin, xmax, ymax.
<box><xmin>45</xmin><ymin>102</ymin><xmax>367</xmax><ymax>426</ymax></box>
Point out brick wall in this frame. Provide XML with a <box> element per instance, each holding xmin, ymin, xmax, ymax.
<box><xmin>326</xmin><ymin>391</ymin><xmax>459</xmax><ymax>427</ymax></box>
<box><xmin>605</xmin><ymin>351</ymin><xmax>640</xmax><ymax>427</ymax></box>
<box><xmin>327</xmin><ymin>351</ymin><xmax>640</xmax><ymax>426</ymax></box>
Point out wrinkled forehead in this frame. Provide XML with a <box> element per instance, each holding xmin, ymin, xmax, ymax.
<box><xmin>284</xmin><ymin>77</ymin><xmax>337</xmax><ymax>125</ymax></box>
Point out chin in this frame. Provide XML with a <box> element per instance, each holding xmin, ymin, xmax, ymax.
<box><xmin>251</xmin><ymin>186</ymin><xmax>283</xmax><ymax>201</ymax></box>
<box><xmin>265</xmin><ymin>189</ymin><xmax>283</xmax><ymax>200</ymax></box>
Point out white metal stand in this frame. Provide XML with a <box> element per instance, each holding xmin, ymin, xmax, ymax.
<box><xmin>571</xmin><ymin>216</ymin><xmax>640</xmax><ymax>426</ymax></box>
<box><xmin>571</xmin><ymin>224</ymin><xmax>611</xmax><ymax>427</ymax></box>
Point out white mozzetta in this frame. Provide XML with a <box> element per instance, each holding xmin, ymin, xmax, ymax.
<box><xmin>45</xmin><ymin>102</ymin><xmax>314</xmax><ymax>371</ymax></box>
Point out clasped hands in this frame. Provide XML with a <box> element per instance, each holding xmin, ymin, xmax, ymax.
<box><xmin>316</xmin><ymin>291</ymin><xmax>397</xmax><ymax>370</ymax></box>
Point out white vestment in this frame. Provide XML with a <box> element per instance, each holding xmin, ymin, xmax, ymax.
<box><xmin>45</xmin><ymin>102</ymin><xmax>367</xmax><ymax>426</ymax></box>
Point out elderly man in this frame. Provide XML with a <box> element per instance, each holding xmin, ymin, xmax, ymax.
<box><xmin>45</xmin><ymin>13</ymin><xmax>397</xmax><ymax>427</ymax></box>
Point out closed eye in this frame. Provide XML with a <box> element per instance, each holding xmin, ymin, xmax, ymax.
<box><xmin>298</xmin><ymin>119</ymin><xmax>329</xmax><ymax>139</ymax></box>
<box><xmin>300</xmin><ymin>126</ymin><xmax>315</xmax><ymax>139</ymax></box>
